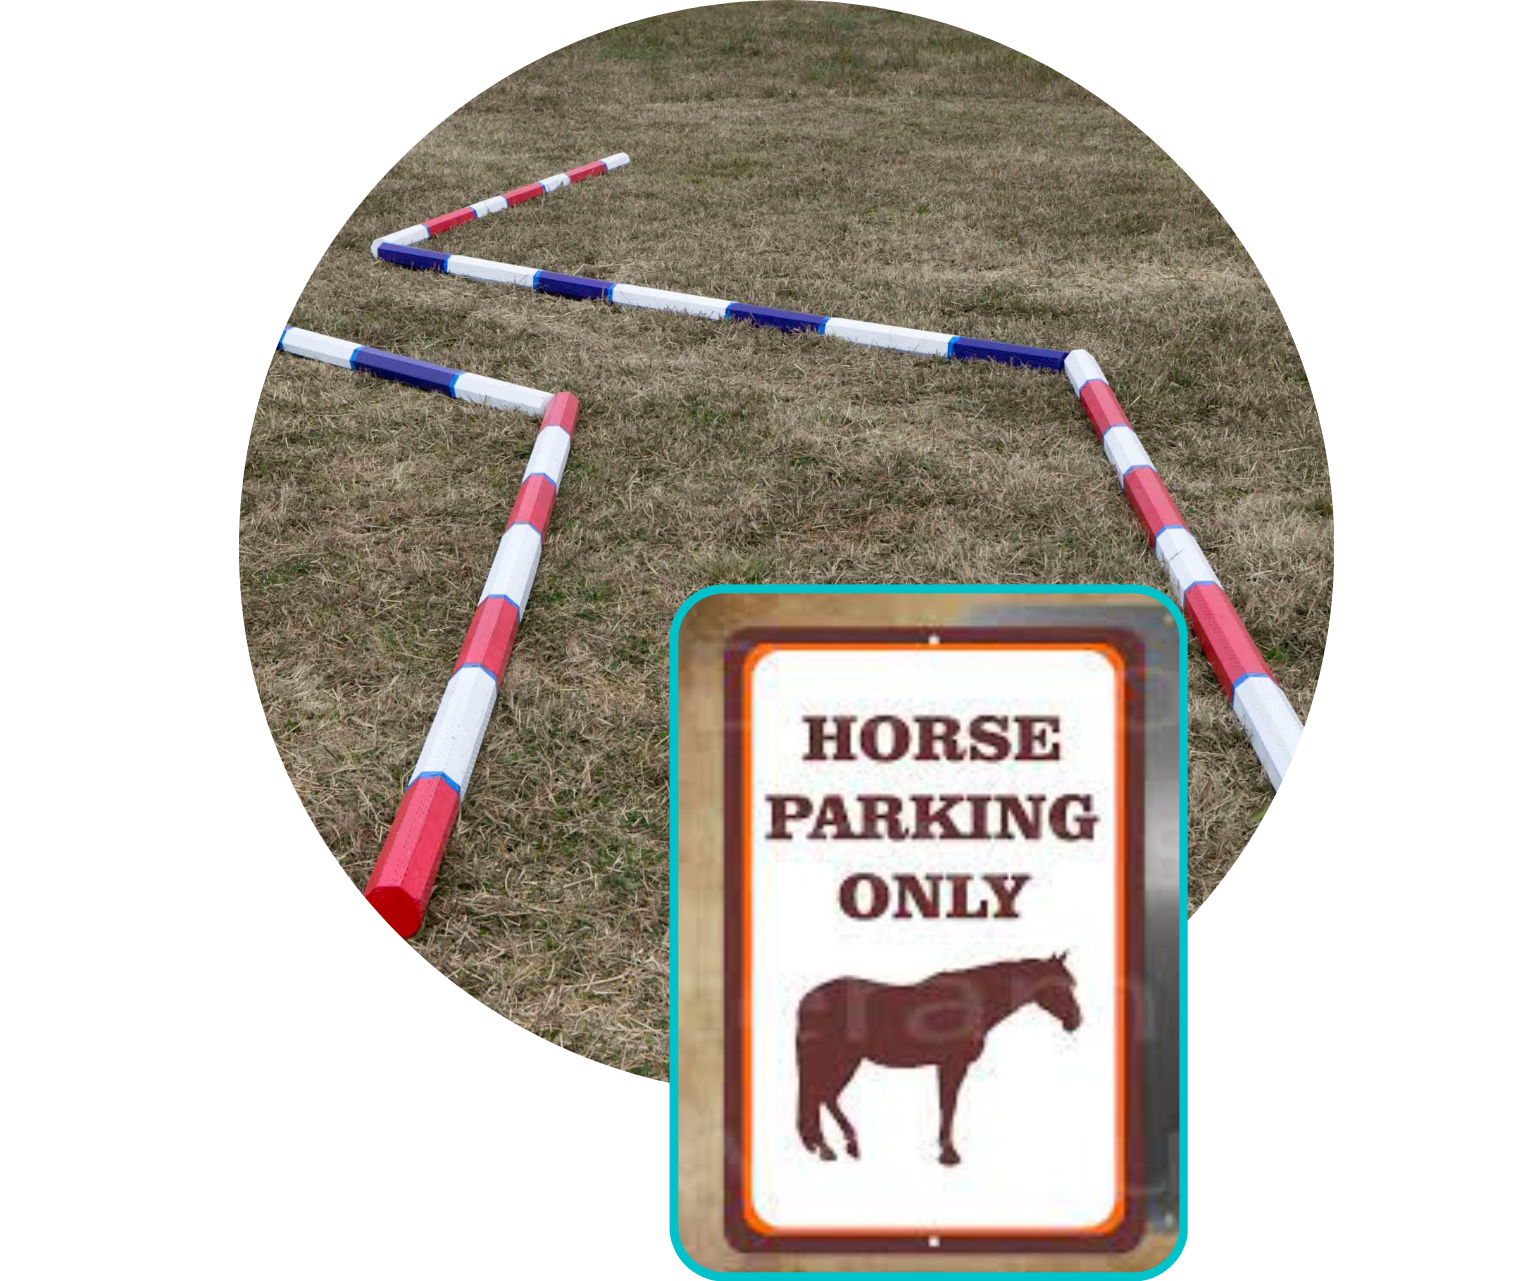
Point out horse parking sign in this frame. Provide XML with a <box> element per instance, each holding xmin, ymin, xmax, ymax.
<box><xmin>725</xmin><ymin>627</ymin><xmax>1145</xmax><ymax>1254</ymax></box>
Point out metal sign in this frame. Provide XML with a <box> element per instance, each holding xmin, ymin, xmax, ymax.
<box><xmin>722</xmin><ymin>627</ymin><xmax>1145</xmax><ymax>1255</ymax></box>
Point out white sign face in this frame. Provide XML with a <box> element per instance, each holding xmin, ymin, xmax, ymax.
<box><xmin>724</xmin><ymin>634</ymin><xmax>1140</xmax><ymax>1253</ymax></box>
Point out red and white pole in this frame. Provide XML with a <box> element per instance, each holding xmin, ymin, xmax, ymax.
<box><xmin>363</xmin><ymin>392</ymin><xmax>581</xmax><ymax>936</ymax></box>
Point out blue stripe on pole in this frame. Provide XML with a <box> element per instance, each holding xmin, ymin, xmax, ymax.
<box><xmin>409</xmin><ymin>770</ymin><xmax>462</xmax><ymax>795</ymax></box>
<box><xmin>534</xmin><ymin>271</ymin><xmax>615</xmax><ymax>301</ymax></box>
<box><xmin>725</xmin><ymin>302</ymin><xmax>828</xmax><ymax>334</ymax></box>
<box><xmin>352</xmin><ymin>347</ymin><xmax>461</xmax><ymax>395</ymax></box>
<box><xmin>948</xmin><ymin>336</ymin><xmax>1068</xmax><ymax>371</ymax></box>
<box><xmin>376</xmin><ymin>243</ymin><xmax>451</xmax><ymax>272</ymax></box>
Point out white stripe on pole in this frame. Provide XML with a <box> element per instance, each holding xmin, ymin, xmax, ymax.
<box><xmin>523</xmin><ymin>426</ymin><xmax>572</xmax><ymax>486</ymax></box>
<box><xmin>479</xmin><ymin>525</ymin><xmax>543</xmax><ymax>611</ymax></box>
<box><xmin>280</xmin><ymin>328</ymin><xmax>360</xmax><ymax>368</ymax></box>
<box><xmin>371</xmin><ymin>224</ymin><xmax>430</xmax><ymax>254</ymax></box>
<box><xmin>1064</xmin><ymin>348</ymin><xmax>1106</xmax><ymax>394</ymax></box>
<box><xmin>445</xmin><ymin>256</ymin><xmax>539</xmax><ymax>288</ymax></box>
<box><xmin>407</xmin><ymin>665</ymin><xmax>500</xmax><ymax>792</ymax></box>
<box><xmin>822</xmin><ymin>317</ymin><xmax>955</xmax><ymax>356</ymax></box>
<box><xmin>452</xmin><ymin>371</ymin><xmax>554</xmax><ymax>416</ymax></box>
<box><xmin>1154</xmin><ymin>527</ymin><xmax>1221</xmax><ymax>602</ymax></box>
<box><xmin>1232</xmin><ymin>675</ymin><xmax>1304</xmax><ymax>789</ymax></box>
<box><xmin>540</xmin><ymin>172</ymin><xmax>570</xmax><ymax>193</ymax></box>
<box><xmin>1101</xmin><ymin>425</ymin><xmax>1153</xmax><ymax>482</ymax></box>
<box><xmin>609</xmin><ymin>283</ymin><xmax>733</xmax><ymax>320</ymax></box>
<box><xmin>471</xmin><ymin>195</ymin><xmax>509</xmax><ymax>218</ymax></box>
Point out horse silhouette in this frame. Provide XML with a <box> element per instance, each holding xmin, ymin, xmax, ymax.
<box><xmin>795</xmin><ymin>955</ymin><xmax>1080</xmax><ymax>1166</ymax></box>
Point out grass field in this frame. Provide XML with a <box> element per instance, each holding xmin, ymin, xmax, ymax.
<box><xmin>241</xmin><ymin>2</ymin><xmax>1330</xmax><ymax>1077</ymax></box>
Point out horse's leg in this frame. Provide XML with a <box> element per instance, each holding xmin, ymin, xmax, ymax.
<box><xmin>822</xmin><ymin>1057</ymin><xmax>863</xmax><ymax>1159</ymax></box>
<box><xmin>796</xmin><ymin>1057</ymin><xmax>833</xmax><ymax>1160</ymax></box>
<box><xmin>796</xmin><ymin>1034</ymin><xmax>839</xmax><ymax>1161</ymax></box>
<box><xmin>936</xmin><ymin>1056</ymin><xmax>973</xmax><ymax>1166</ymax></box>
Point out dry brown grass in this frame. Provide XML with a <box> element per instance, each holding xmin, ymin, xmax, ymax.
<box><xmin>240</xmin><ymin>2</ymin><xmax>1330</xmax><ymax>1076</ymax></box>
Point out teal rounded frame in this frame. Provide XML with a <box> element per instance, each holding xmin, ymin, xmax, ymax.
<box><xmin>667</xmin><ymin>583</ymin><xmax>1189</xmax><ymax>1279</ymax></box>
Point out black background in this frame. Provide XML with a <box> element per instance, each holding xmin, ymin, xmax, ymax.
<box><xmin>226</xmin><ymin>5</ymin><xmax>1338</xmax><ymax>1271</ymax></box>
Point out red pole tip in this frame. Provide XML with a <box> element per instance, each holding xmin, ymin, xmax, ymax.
<box><xmin>540</xmin><ymin>391</ymin><xmax>580</xmax><ymax>435</ymax></box>
<box><xmin>366</xmin><ymin>885</ymin><xmax>425</xmax><ymax>938</ymax></box>
<box><xmin>361</xmin><ymin>775</ymin><xmax>461</xmax><ymax>938</ymax></box>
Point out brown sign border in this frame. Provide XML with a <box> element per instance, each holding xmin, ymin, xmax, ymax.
<box><xmin>721</xmin><ymin>625</ymin><xmax>1147</xmax><ymax>1255</ymax></box>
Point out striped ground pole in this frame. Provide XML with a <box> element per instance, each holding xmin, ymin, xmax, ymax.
<box><xmin>1064</xmin><ymin>350</ymin><xmax>1304</xmax><ymax>787</ymax></box>
<box><xmin>360</xmin><ymin>386</ymin><xmax>580</xmax><ymax>935</ymax></box>
<box><xmin>371</xmin><ymin>154</ymin><xmax>1067</xmax><ymax>374</ymax></box>
<box><xmin>275</xmin><ymin>326</ymin><xmax>578</xmax><ymax>935</ymax></box>
<box><xmin>365</xmin><ymin>391</ymin><xmax>579</xmax><ymax>936</ymax></box>
<box><xmin>277</xmin><ymin>326</ymin><xmax>554</xmax><ymax>416</ymax></box>
<box><xmin>366</xmin><ymin>153</ymin><xmax>635</xmax><ymax>258</ymax></box>
<box><xmin>366</xmin><ymin>154</ymin><xmax>1304</xmax><ymax>790</ymax></box>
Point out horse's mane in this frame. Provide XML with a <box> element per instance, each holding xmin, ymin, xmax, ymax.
<box><xmin>933</xmin><ymin>955</ymin><xmax>1073</xmax><ymax>985</ymax></box>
